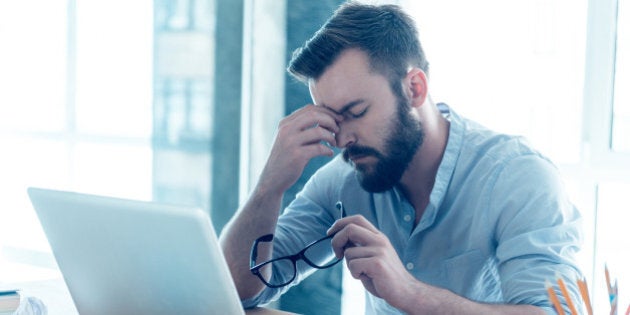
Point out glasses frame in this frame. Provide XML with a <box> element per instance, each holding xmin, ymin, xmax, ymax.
<box><xmin>249</xmin><ymin>201</ymin><xmax>347</xmax><ymax>288</ymax></box>
<box><xmin>249</xmin><ymin>233</ymin><xmax>342</xmax><ymax>288</ymax></box>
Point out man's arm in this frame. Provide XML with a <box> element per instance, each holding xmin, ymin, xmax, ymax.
<box><xmin>403</xmin><ymin>284</ymin><xmax>547</xmax><ymax>315</ymax></box>
<box><xmin>219</xmin><ymin>185</ymin><xmax>284</xmax><ymax>300</ymax></box>
<box><xmin>328</xmin><ymin>215</ymin><xmax>548</xmax><ymax>315</ymax></box>
<box><xmin>219</xmin><ymin>104</ymin><xmax>341</xmax><ymax>300</ymax></box>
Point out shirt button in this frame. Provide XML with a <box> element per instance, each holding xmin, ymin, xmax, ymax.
<box><xmin>406</xmin><ymin>262</ymin><xmax>414</xmax><ymax>270</ymax></box>
<box><xmin>403</xmin><ymin>214</ymin><xmax>412</xmax><ymax>222</ymax></box>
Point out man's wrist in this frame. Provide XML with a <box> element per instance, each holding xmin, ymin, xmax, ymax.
<box><xmin>399</xmin><ymin>281</ymin><xmax>444</xmax><ymax>315</ymax></box>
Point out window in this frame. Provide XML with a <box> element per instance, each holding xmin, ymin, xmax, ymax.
<box><xmin>612</xmin><ymin>0</ymin><xmax>630</xmax><ymax>152</ymax></box>
<box><xmin>584</xmin><ymin>0</ymin><xmax>630</xmax><ymax>311</ymax></box>
<box><xmin>0</xmin><ymin>1</ymin><xmax>153</xmax><ymax>279</ymax></box>
<box><xmin>0</xmin><ymin>0</ymin><xmax>235</xmax><ymax>284</ymax></box>
<box><xmin>405</xmin><ymin>0</ymin><xmax>586</xmax><ymax>165</ymax></box>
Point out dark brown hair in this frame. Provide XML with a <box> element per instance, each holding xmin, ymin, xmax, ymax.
<box><xmin>288</xmin><ymin>2</ymin><xmax>429</xmax><ymax>97</ymax></box>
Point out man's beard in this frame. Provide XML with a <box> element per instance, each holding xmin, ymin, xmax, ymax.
<box><xmin>342</xmin><ymin>98</ymin><xmax>424</xmax><ymax>192</ymax></box>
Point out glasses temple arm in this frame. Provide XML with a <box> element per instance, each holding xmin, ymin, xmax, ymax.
<box><xmin>250</xmin><ymin>234</ymin><xmax>275</xmax><ymax>268</ymax></box>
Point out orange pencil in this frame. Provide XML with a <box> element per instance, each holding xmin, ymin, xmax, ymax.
<box><xmin>557</xmin><ymin>276</ymin><xmax>579</xmax><ymax>315</ymax></box>
<box><xmin>546</xmin><ymin>280</ymin><xmax>566</xmax><ymax>315</ymax></box>
<box><xmin>577</xmin><ymin>277</ymin><xmax>593</xmax><ymax>315</ymax></box>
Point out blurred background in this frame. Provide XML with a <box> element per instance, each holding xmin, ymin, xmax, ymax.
<box><xmin>0</xmin><ymin>0</ymin><xmax>628</xmax><ymax>314</ymax></box>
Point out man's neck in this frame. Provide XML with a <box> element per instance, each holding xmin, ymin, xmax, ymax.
<box><xmin>398</xmin><ymin>103</ymin><xmax>450</xmax><ymax>224</ymax></box>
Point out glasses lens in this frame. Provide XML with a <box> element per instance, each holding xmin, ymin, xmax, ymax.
<box><xmin>303</xmin><ymin>236</ymin><xmax>341</xmax><ymax>268</ymax></box>
<box><xmin>257</xmin><ymin>257</ymin><xmax>296</xmax><ymax>287</ymax></box>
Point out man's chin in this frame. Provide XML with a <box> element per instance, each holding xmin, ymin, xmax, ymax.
<box><xmin>353</xmin><ymin>161</ymin><xmax>372</xmax><ymax>173</ymax></box>
<box><xmin>355</xmin><ymin>170</ymin><xmax>397</xmax><ymax>193</ymax></box>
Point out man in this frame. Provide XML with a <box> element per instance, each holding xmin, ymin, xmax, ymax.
<box><xmin>220</xmin><ymin>2</ymin><xmax>583</xmax><ymax>314</ymax></box>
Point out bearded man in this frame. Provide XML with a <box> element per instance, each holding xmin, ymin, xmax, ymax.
<box><xmin>220</xmin><ymin>3</ymin><xmax>583</xmax><ymax>314</ymax></box>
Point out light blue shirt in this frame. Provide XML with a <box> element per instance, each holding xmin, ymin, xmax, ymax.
<box><xmin>244</xmin><ymin>106</ymin><xmax>583</xmax><ymax>314</ymax></box>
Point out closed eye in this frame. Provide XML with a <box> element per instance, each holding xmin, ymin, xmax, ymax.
<box><xmin>347</xmin><ymin>107</ymin><xmax>368</xmax><ymax>119</ymax></box>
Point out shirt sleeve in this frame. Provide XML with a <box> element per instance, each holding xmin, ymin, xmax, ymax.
<box><xmin>242</xmin><ymin>156</ymin><xmax>350</xmax><ymax>307</ymax></box>
<box><xmin>490</xmin><ymin>153</ymin><xmax>584</xmax><ymax>313</ymax></box>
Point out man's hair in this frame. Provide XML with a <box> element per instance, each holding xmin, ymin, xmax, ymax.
<box><xmin>288</xmin><ymin>2</ymin><xmax>429</xmax><ymax>96</ymax></box>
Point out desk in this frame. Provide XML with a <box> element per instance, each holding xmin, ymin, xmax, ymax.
<box><xmin>11</xmin><ymin>277</ymin><xmax>297</xmax><ymax>315</ymax></box>
<box><xmin>246</xmin><ymin>307</ymin><xmax>298</xmax><ymax>315</ymax></box>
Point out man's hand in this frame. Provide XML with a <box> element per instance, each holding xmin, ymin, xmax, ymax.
<box><xmin>328</xmin><ymin>215</ymin><xmax>548</xmax><ymax>315</ymax></box>
<box><xmin>328</xmin><ymin>215</ymin><xmax>423</xmax><ymax>311</ymax></box>
<box><xmin>258</xmin><ymin>105</ymin><xmax>342</xmax><ymax>195</ymax></box>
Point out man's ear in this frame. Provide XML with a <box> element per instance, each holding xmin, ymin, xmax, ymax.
<box><xmin>403</xmin><ymin>68</ymin><xmax>428</xmax><ymax>108</ymax></box>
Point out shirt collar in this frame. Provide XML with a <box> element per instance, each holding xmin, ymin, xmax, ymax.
<box><xmin>416</xmin><ymin>103</ymin><xmax>464</xmax><ymax>231</ymax></box>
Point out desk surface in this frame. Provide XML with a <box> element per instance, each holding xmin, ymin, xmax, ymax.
<box><xmin>246</xmin><ymin>307</ymin><xmax>298</xmax><ymax>315</ymax></box>
<box><xmin>10</xmin><ymin>277</ymin><xmax>296</xmax><ymax>315</ymax></box>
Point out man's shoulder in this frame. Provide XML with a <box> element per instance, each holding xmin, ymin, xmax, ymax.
<box><xmin>447</xmin><ymin>114</ymin><xmax>559</xmax><ymax>195</ymax></box>
<box><xmin>447</xmin><ymin>107</ymin><xmax>540</xmax><ymax>163</ymax></box>
<box><xmin>460</xmin><ymin>117</ymin><xmax>547</xmax><ymax>165</ymax></box>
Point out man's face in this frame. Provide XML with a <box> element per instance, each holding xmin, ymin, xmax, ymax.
<box><xmin>342</xmin><ymin>97</ymin><xmax>423</xmax><ymax>192</ymax></box>
<box><xmin>309</xmin><ymin>49</ymin><xmax>424</xmax><ymax>192</ymax></box>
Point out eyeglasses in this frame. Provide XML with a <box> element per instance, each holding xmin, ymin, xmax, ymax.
<box><xmin>249</xmin><ymin>201</ymin><xmax>347</xmax><ymax>288</ymax></box>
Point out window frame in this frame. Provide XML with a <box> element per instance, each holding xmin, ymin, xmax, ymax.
<box><xmin>583</xmin><ymin>0</ymin><xmax>630</xmax><ymax>172</ymax></box>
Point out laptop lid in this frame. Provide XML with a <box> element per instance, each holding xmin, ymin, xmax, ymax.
<box><xmin>27</xmin><ymin>187</ymin><xmax>245</xmax><ymax>315</ymax></box>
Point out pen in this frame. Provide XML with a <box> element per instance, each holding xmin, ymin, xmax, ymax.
<box><xmin>335</xmin><ymin>201</ymin><xmax>347</xmax><ymax>218</ymax></box>
<box><xmin>556</xmin><ymin>275</ymin><xmax>578</xmax><ymax>315</ymax></box>
<box><xmin>546</xmin><ymin>280</ymin><xmax>565</xmax><ymax>315</ymax></box>
<box><xmin>577</xmin><ymin>277</ymin><xmax>593</xmax><ymax>315</ymax></box>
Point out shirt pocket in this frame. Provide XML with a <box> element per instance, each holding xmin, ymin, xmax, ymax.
<box><xmin>442</xmin><ymin>249</ymin><xmax>486</xmax><ymax>297</ymax></box>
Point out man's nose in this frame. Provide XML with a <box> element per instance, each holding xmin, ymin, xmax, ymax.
<box><xmin>335</xmin><ymin>125</ymin><xmax>356</xmax><ymax>148</ymax></box>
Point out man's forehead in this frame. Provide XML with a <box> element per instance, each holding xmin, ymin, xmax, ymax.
<box><xmin>309</xmin><ymin>81</ymin><xmax>361</xmax><ymax>113</ymax></box>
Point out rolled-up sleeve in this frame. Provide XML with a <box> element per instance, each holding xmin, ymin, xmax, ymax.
<box><xmin>241</xmin><ymin>157</ymin><xmax>349</xmax><ymax>308</ymax></box>
<box><xmin>491</xmin><ymin>154</ymin><xmax>583</xmax><ymax>313</ymax></box>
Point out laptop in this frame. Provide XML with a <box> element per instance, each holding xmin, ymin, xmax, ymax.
<box><xmin>27</xmin><ymin>187</ymin><xmax>246</xmax><ymax>315</ymax></box>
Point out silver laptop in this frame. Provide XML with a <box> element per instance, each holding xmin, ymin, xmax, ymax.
<box><xmin>27</xmin><ymin>187</ymin><xmax>245</xmax><ymax>315</ymax></box>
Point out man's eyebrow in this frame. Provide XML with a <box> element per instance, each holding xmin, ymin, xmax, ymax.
<box><xmin>321</xmin><ymin>99</ymin><xmax>366</xmax><ymax>115</ymax></box>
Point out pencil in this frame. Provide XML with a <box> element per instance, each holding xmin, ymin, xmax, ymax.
<box><xmin>546</xmin><ymin>280</ymin><xmax>566</xmax><ymax>315</ymax></box>
<box><xmin>610</xmin><ymin>295</ymin><xmax>617</xmax><ymax>315</ymax></box>
<box><xmin>606</xmin><ymin>264</ymin><xmax>613</xmax><ymax>302</ymax></box>
<box><xmin>611</xmin><ymin>281</ymin><xmax>618</xmax><ymax>315</ymax></box>
<box><xmin>624</xmin><ymin>303</ymin><xmax>629</xmax><ymax>315</ymax></box>
<box><xmin>577</xmin><ymin>277</ymin><xmax>593</xmax><ymax>315</ymax></box>
<box><xmin>557</xmin><ymin>276</ymin><xmax>579</xmax><ymax>315</ymax></box>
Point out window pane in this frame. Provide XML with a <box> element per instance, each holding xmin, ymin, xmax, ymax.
<box><xmin>405</xmin><ymin>0</ymin><xmax>587</xmax><ymax>164</ymax></box>
<box><xmin>0</xmin><ymin>136</ymin><xmax>71</xmax><ymax>253</ymax></box>
<box><xmin>74</xmin><ymin>0</ymin><xmax>153</xmax><ymax>138</ymax></box>
<box><xmin>0</xmin><ymin>1</ymin><xmax>67</xmax><ymax>132</ymax></box>
<box><xmin>73</xmin><ymin>141</ymin><xmax>153</xmax><ymax>200</ymax></box>
<box><xmin>0</xmin><ymin>2</ymin><xmax>155</xmax><ymax>282</ymax></box>
<box><xmin>612</xmin><ymin>0</ymin><xmax>630</xmax><ymax>152</ymax></box>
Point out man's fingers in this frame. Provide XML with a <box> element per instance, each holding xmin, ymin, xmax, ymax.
<box><xmin>300</xmin><ymin>126</ymin><xmax>337</xmax><ymax>147</ymax></box>
<box><xmin>341</xmin><ymin>244</ymin><xmax>381</xmax><ymax>261</ymax></box>
<box><xmin>299</xmin><ymin>142</ymin><xmax>335</xmax><ymax>158</ymax></box>
<box><xmin>330</xmin><ymin>222</ymin><xmax>382</xmax><ymax>258</ymax></box>
<box><xmin>328</xmin><ymin>215</ymin><xmax>380</xmax><ymax>235</ymax></box>
<box><xmin>288</xmin><ymin>105</ymin><xmax>341</xmax><ymax>133</ymax></box>
<box><xmin>347</xmin><ymin>257</ymin><xmax>372</xmax><ymax>280</ymax></box>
